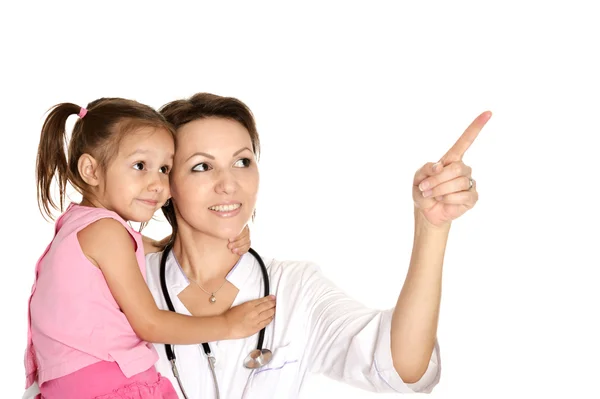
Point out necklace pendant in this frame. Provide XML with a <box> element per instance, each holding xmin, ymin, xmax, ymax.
<box><xmin>209</xmin><ymin>294</ymin><xmax>217</xmax><ymax>304</ymax></box>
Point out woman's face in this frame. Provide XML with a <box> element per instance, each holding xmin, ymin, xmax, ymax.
<box><xmin>170</xmin><ymin>117</ymin><xmax>259</xmax><ymax>240</ymax></box>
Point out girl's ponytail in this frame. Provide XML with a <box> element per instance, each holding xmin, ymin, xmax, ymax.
<box><xmin>36</xmin><ymin>103</ymin><xmax>81</xmax><ymax>220</ymax></box>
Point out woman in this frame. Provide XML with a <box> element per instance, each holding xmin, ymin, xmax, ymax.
<box><xmin>144</xmin><ymin>92</ymin><xmax>491</xmax><ymax>398</ymax></box>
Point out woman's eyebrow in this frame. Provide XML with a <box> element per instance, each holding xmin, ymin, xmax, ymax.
<box><xmin>232</xmin><ymin>147</ymin><xmax>252</xmax><ymax>157</ymax></box>
<box><xmin>185</xmin><ymin>147</ymin><xmax>252</xmax><ymax>162</ymax></box>
<box><xmin>186</xmin><ymin>152</ymin><xmax>215</xmax><ymax>161</ymax></box>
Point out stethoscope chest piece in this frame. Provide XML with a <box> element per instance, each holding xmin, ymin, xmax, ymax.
<box><xmin>243</xmin><ymin>348</ymin><xmax>273</xmax><ymax>369</ymax></box>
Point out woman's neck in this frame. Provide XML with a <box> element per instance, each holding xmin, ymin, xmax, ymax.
<box><xmin>172</xmin><ymin>227</ymin><xmax>240</xmax><ymax>285</ymax></box>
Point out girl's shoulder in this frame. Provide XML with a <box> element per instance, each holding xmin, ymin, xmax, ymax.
<box><xmin>57</xmin><ymin>203</ymin><xmax>134</xmax><ymax>236</ymax></box>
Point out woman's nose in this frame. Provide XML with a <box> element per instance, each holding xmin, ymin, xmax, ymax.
<box><xmin>215</xmin><ymin>170</ymin><xmax>238</xmax><ymax>194</ymax></box>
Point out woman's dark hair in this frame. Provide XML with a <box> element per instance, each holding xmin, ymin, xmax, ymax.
<box><xmin>36</xmin><ymin>97</ymin><xmax>174</xmax><ymax>220</ymax></box>
<box><xmin>158</xmin><ymin>93</ymin><xmax>260</xmax><ymax>242</ymax></box>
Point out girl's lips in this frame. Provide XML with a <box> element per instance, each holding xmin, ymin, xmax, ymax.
<box><xmin>138</xmin><ymin>199</ymin><xmax>158</xmax><ymax>207</ymax></box>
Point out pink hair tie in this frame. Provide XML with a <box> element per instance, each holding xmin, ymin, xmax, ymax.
<box><xmin>78</xmin><ymin>107</ymin><xmax>88</xmax><ymax>118</ymax></box>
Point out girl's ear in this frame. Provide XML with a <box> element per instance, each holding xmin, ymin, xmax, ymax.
<box><xmin>78</xmin><ymin>153</ymin><xmax>101</xmax><ymax>187</ymax></box>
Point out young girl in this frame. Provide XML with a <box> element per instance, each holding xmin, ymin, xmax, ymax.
<box><xmin>25</xmin><ymin>98</ymin><xmax>276</xmax><ymax>399</ymax></box>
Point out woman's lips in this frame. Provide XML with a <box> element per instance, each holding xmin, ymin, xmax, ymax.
<box><xmin>208</xmin><ymin>203</ymin><xmax>242</xmax><ymax>217</ymax></box>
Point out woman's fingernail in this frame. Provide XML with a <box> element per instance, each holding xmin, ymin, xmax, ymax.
<box><xmin>419</xmin><ymin>181</ymin><xmax>430</xmax><ymax>191</ymax></box>
<box><xmin>422</xmin><ymin>190</ymin><xmax>433</xmax><ymax>198</ymax></box>
<box><xmin>433</xmin><ymin>162</ymin><xmax>441</xmax><ymax>172</ymax></box>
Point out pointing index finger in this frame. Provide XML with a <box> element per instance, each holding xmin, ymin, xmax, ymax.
<box><xmin>441</xmin><ymin>111</ymin><xmax>492</xmax><ymax>164</ymax></box>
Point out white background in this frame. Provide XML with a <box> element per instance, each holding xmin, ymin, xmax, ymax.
<box><xmin>1</xmin><ymin>1</ymin><xmax>599</xmax><ymax>398</ymax></box>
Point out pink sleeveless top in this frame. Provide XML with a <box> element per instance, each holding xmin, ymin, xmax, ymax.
<box><xmin>24</xmin><ymin>203</ymin><xmax>158</xmax><ymax>388</ymax></box>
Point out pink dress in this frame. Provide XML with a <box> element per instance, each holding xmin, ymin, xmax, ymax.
<box><xmin>41</xmin><ymin>361</ymin><xmax>178</xmax><ymax>399</ymax></box>
<box><xmin>25</xmin><ymin>204</ymin><xmax>177</xmax><ymax>398</ymax></box>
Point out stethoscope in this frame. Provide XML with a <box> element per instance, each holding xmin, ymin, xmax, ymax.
<box><xmin>159</xmin><ymin>244</ymin><xmax>273</xmax><ymax>399</ymax></box>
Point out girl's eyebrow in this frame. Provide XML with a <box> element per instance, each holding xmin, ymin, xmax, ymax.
<box><xmin>126</xmin><ymin>148</ymin><xmax>151</xmax><ymax>157</ymax></box>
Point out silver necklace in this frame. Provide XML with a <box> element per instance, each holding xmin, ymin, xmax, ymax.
<box><xmin>187</xmin><ymin>275</ymin><xmax>227</xmax><ymax>304</ymax></box>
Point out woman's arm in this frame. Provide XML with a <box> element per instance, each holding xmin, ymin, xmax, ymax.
<box><xmin>390</xmin><ymin>211</ymin><xmax>447</xmax><ymax>383</ymax></box>
<box><xmin>392</xmin><ymin>111</ymin><xmax>490</xmax><ymax>381</ymax></box>
<box><xmin>303</xmin><ymin>111</ymin><xmax>489</xmax><ymax>392</ymax></box>
<box><xmin>301</xmin><ymin>263</ymin><xmax>440</xmax><ymax>394</ymax></box>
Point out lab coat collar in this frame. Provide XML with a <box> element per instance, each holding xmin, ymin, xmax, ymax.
<box><xmin>166</xmin><ymin>250</ymin><xmax>256</xmax><ymax>298</ymax></box>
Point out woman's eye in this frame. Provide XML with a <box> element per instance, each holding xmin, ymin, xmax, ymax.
<box><xmin>192</xmin><ymin>162</ymin><xmax>211</xmax><ymax>172</ymax></box>
<box><xmin>133</xmin><ymin>162</ymin><xmax>145</xmax><ymax>171</ymax></box>
<box><xmin>234</xmin><ymin>158</ymin><xmax>251</xmax><ymax>168</ymax></box>
<box><xmin>159</xmin><ymin>165</ymin><xmax>170</xmax><ymax>174</ymax></box>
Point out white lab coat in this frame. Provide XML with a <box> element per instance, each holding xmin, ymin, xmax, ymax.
<box><xmin>144</xmin><ymin>251</ymin><xmax>441</xmax><ymax>398</ymax></box>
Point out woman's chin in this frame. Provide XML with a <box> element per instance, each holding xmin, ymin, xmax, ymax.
<box><xmin>206</xmin><ymin>226</ymin><xmax>245</xmax><ymax>242</ymax></box>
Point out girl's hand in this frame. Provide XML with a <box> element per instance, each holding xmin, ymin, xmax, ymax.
<box><xmin>228</xmin><ymin>225</ymin><xmax>251</xmax><ymax>254</ymax></box>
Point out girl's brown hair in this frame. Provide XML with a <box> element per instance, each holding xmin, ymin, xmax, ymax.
<box><xmin>158</xmin><ymin>93</ymin><xmax>261</xmax><ymax>241</ymax></box>
<box><xmin>36</xmin><ymin>97</ymin><xmax>174</xmax><ymax>220</ymax></box>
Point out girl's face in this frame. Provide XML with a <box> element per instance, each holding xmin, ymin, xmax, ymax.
<box><xmin>169</xmin><ymin>117</ymin><xmax>259</xmax><ymax>240</ymax></box>
<box><xmin>97</xmin><ymin>127</ymin><xmax>174</xmax><ymax>222</ymax></box>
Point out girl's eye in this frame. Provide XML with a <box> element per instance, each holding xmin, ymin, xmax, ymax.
<box><xmin>133</xmin><ymin>162</ymin><xmax>145</xmax><ymax>171</ymax></box>
<box><xmin>192</xmin><ymin>162</ymin><xmax>211</xmax><ymax>172</ymax></box>
<box><xmin>234</xmin><ymin>158</ymin><xmax>251</xmax><ymax>168</ymax></box>
<box><xmin>159</xmin><ymin>165</ymin><xmax>170</xmax><ymax>174</ymax></box>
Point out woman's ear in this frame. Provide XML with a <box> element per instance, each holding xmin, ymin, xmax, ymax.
<box><xmin>77</xmin><ymin>153</ymin><xmax>101</xmax><ymax>187</ymax></box>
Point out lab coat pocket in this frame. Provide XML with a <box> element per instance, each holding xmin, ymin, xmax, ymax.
<box><xmin>250</xmin><ymin>344</ymin><xmax>299</xmax><ymax>394</ymax></box>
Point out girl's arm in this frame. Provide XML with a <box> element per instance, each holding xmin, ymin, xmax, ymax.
<box><xmin>142</xmin><ymin>225</ymin><xmax>251</xmax><ymax>255</ymax></box>
<box><xmin>78</xmin><ymin>218</ymin><xmax>275</xmax><ymax>344</ymax></box>
<box><xmin>141</xmin><ymin>234</ymin><xmax>169</xmax><ymax>255</ymax></box>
